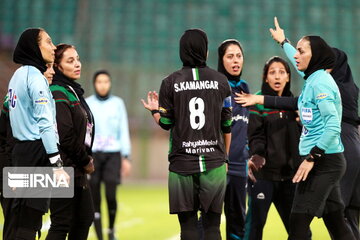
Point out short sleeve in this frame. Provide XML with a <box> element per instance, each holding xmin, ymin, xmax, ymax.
<box><xmin>158</xmin><ymin>78</ymin><xmax>174</xmax><ymax>129</ymax></box>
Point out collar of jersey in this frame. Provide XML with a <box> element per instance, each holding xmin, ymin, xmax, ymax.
<box><xmin>228</xmin><ymin>79</ymin><xmax>247</xmax><ymax>88</ymax></box>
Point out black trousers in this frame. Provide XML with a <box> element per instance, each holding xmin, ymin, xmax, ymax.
<box><xmin>244</xmin><ymin>179</ymin><xmax>299</xmax><ymax>240</ymax></box>
<box><xmin>4</xmin><ymin>140</ymin><xmax>49</xmax><ymax>240</ymax></box>
<box><xmin>224</xmin><ymin>175</ymin><xmax>247</xmax><ymax>240</ymax></box>
<box><xmin>338</xmin><ymin>122</ymin><xmax>360</xmax><ymax>240</ymax></box>
<box><xmin>46</xmin><ymin>178</ymin><xmax>94</xmax><ymax>240</ymax></box>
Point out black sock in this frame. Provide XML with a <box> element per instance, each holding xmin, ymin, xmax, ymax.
<box><xmin>105</xmin><ymin>182</ymin><xmax>118</xmax><ymax>229</ymax></box>
<box><xmin>202</xmin><ymin>211</ymin><xmax>221</xmax><ymax>240</ymax></box>
<box><xmin>90</xmin><ymin>176</ymin><xmax>102</xmax><ymax>240</ymax></box>
<box><xmin>93</xmin><ymin>212</ymin><xmax>103</xmax><ymax>240</ymax></box>
<box><xmin>178</xmin><ymin>211</ymin><xmax>200</xmax><ymax>240</ymax></box>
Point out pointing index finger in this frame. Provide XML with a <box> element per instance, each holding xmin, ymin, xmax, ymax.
<box><xmin>274</xmin><ymin>16</ymin><xmax>280</xmax><ymax>29</ymax></box>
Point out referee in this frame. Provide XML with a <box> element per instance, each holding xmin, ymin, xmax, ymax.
<box><xmin>87</xmin><ymin>70</ymin><xmax>132</xmax><ymax>240</ymax></box>
<box><xmin>142</xmin><ymin>29</ymin><xmax>232</xmax><ymax>240</ymax></box>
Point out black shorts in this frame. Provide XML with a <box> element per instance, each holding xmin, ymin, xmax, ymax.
<box><xmin>90</xmin><ymin>152</ymin><xmax>121</xmax><ymax>184</ymax></box>
<box><xmin>292</xmin><ymin>153</ymin><xmax>346</xmax><ymax>217</ymax></box>
<box><xmin>168</xmin><ymin>164</ymin><xmax>226</xmax><ymax>214</ymax></box>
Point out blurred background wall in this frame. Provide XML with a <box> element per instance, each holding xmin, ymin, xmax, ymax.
<box><xmin>1</xmin><ymin>0</ymin><xmax>359</xmax><ymax>181</ymax></box>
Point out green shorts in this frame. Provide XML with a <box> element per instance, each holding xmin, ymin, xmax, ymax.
<box><xmin>168</xmin><ymin>164</ymin><xmax>226</xmax><ymax>214</ymax></box>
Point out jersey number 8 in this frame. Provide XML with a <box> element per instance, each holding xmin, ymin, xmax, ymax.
<box><xmin>189</xmin><ymin>97</ymin><xmax>205</xmax><ymax>130</ymax></box>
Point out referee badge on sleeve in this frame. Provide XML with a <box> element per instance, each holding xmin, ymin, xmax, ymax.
<box><xmin>316</xmin><ymin>93</ymin><xmax>328</xmax><ymax>100</ymax></box>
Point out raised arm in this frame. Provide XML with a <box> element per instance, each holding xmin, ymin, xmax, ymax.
<box><xmin>270</xmin><ymin>17</ymin><xmax>305</xmax><ymax>78</ymax></box>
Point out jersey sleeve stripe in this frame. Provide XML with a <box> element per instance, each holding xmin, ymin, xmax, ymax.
<box><xmin>160</xmin><ymin>117</ymin><xmax>174</xmax><ymax>125</ymax></box>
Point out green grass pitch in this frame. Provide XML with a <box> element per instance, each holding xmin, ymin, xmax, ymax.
<box><xmin>0</xmin><ymin>184</ymin><xmax>331</xmax><ymax>239</ymax></box>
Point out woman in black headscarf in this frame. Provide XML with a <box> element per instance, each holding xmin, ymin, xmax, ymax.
<box><xmin>217</xmin><ymin>39</ymin><xmax>249</xmax><ymax>240</ymax></box>
<box><xmin>328</xmin><ymin>48</ymin><xmax>360</xmax><ymax>240</ymax></box>
<box><xmin>237</xmin><ymin>18</ymin><xmax>359</xmax><ymax>240</ymax></box>
<box><xmin>45</xmin><ymin>44</ymin><xmax>95</xmax><ymax>240</ymax></box>
<box><xmin>284</xmin><ymin>33</ymin><xmax>355</xmax><ymax>240</ymax></box>
<box><xmin>6</xmin><ymin>28</ymin><xmax>69</xmax><ymax>240</ymax></box>
<box><xmin>142</xmin><ymin>29</ymin><xmax>232</xmax><ymax>240</ymax></box>
<box><xmin>245</xmin><ymin>56</ymin><xmax>305</xmax><ymax>240</ymax></box>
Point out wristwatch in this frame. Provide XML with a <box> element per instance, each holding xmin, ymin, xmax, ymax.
<box><xmin>280</xmin><ymin>38</ymin><xmax>290</xmax><ymax>48</ymax></box>
<box><xmin>52</xmin><ymin>158</ymin><xmax>64</xmax><ymax>168</ymax></box>
<box><xmin>304</xmin><ymin>154</ymin><xmax>315</xmax><ymax>162</ymax></box>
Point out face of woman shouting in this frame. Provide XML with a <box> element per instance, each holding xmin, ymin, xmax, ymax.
<box><xmin>56</xmin><ymin>46</ymin><xmax>81</xmax><ymax>80</ymax></box>
<box><xmin>222</xmin><ymin>44</ymin><xmax>244</xmax><ymax>77</ymax></box>
<box><xmin>294</xmin><ymin>37</ymin><xmax>312</xmax><ymax>72</ymax></box>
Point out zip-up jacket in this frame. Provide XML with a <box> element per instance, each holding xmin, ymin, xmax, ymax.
<box><xmin>50</xmin><ymin>84</ymin><xmax>93</xmax><ymax>172</ymax></box>
<box><xmin>227</xmin><ymin>80</ymin><xmax>249</xmax><ymax>177</ymax></box>
<box><xmin>248</xmin><ymin>91</ymin><xmax>301</xmax><ymax>181</ymax></box>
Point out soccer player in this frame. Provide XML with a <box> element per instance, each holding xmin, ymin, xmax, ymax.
<box><xmin>217</xmin><ymin>39</ymin><xmax>249</xmax><ymax>240</ymax></box>
<box><xmin>141</xmin><ymin>29</ymin><xmax>232</xmax><ymax>240</ymax></box>
<box><xmin>245</xmin><ymin>56</ymin><xmax>304</xmax><ymax>240</ymax></box>
<box><xmin>6</xmin><ymin>28</ymin><xmax>69</xmax><ymax>239</ymax></box>
<box><xmin>46</xmin><ymin>44</ymin><xmax>95</xmax><ymax>240</ymax></box>
<box><xmin>86</xmin><ymin>70</ymin><xmax>132</xmax><ymax>240</ymax></box>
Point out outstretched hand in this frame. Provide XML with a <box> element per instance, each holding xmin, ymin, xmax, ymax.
<box><xmin>141</xmin><ymin>91</ymin><xmax>159</xmax><ymax>111</ymax></box>
<box><xmin>269</xmin><ymin>17</ymin><xmax>286</xmax><ymax>44</ymax></box>
<box><xmin>234</xmin><ymin>92</ymin><xmax>264</xmax><ymax>107</ymax></box>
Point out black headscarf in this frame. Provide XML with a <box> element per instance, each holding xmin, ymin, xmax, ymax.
<box><xmin>331</xmin><ymin>48</ymin><xmax>360</xmax><ymax>125</ymax></box>
<box><xmin>179</xmin><ymin>29</ymin><xmax>208</xmax><ymax>67</ymax></box>
<box><xmin>303</xmin><ymin>36</ymin><xmax>335</xmax><ymax>79</ymax></box>
<box><xmin>13</xmin><ymin>28</ymin><xmax>47</xmax><ymax>73</ymax></box>
<box><xmin>261</xmin><ymin>56</ymin><xmax>292</xmax><ymax>97</ymax></box>
<box><xmin>93</xmin><ymin>70</ymin><xmax>111</xmax><ymax>101</ymax></box>
<box><xmin>217</xmin><ymin>39</ymin><xmax>244</xmax><ymax>82</ymax></box>
<box><xmin>52</xmin><ymin>68</ymin><xmax>94</xmax><ymax>126</ymax></box>
<box><xmin>52</xmin><ymin>68</ymin><xmax>84</xmax><ymax>97</ymax></box>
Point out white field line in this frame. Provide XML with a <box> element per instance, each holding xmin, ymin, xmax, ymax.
<box><xmin>119</xmin><ymin>217</ymin><xmax>144</xmax><ymax>228</ymax></box>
